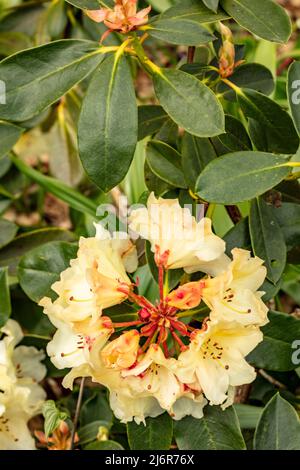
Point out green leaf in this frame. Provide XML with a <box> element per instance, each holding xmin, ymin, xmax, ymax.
<box><xmin>0</xmin><ymin>267</ymin><xmax>11</xmax><ymax>327</ymax></box>
<box><xmin>18</xmin><ymin>241</ymin><xmax>78</xmax><ymax>303</ymax></box>
<box><xmin>182</xmin><ymin>135</ymin><xmax>217</xmax><ymax>190</ymax></box>
<box><xmin>249</xmin><ymin>197</ymin><xmax>286</xmax><ymax>284</ymax></box>
<box><xmin>220</xmin><ymin>0</ymin><xmax>292</xmax><ymax>43</ymax></box>
<box><xmin>0</xmin><ymin>228</ymin><xmax>76</xmax><ymax>276</ymax></box>
<box><xmin>224</xmin><ymin>217</ymin><xmax>251</xmax><ymax>255</ymax></box>
<box><xmin>84</xmin><ymin>440</ymin><xmax>124</xmax><ymax>450</ymax></box>
<box><xmin>43</xmin><ymin>400</ymin><xmax>68</xmax><ymax>438</ymax></box>
<box><xmin>287</xmin><ymin>61</ymin><xmax>300</xmax><ymax>137</ymax></box>
<box><xmin>0</xmin><ymin>122</ymin><xmax>24</xmax><ymax>159</ymax></box>
<box><xmin>146</xmin><ymin>140</ymin><xmax>186</xmax><ymax>188</ymax></box>
<box><xmin>212</xmin><ymin>115</ymin><xmax>252</xmax><ymax>154</ymax></box>
<box><xmin>127</xmin><ymin>413</ymin><xmax>173</xmax><ymax>450</ymax></box>
<box><xmin>46</xmin><ymin>0</ymin><xmax>67</xmax><ymax>39</ymax></box>
<box><xmin>174</xmin><ymin>406</ymin><xmax>246</xmax><ymax>450</ymax></box>
<box><xmin>65</xmin><ymin>0</ymin><xmax>101</xmax><ymax>9</ymax></box>
<box><xmin>254</xmin><ymin>394</ymin><xmax>300</xmax><ymax>450</ymax></box>
<box><xmin>203</xmin><ymin>0</ymin><xmax>219</xmax><ymax>13</ymax></box>
<box><xmin>237</xmin><ymin>88</ymin><xmax>299</xmax><ymax>154</ymax></box>
<box><xmin>219</xmin><ymin>63</ymin><xmax>274</xmax><ymax>100</ymax></box>
<box><xmin>138</xmin><ymin>105</ymin><xmax>169</xmax><ymax>141</ymax></box>
<box><xmin>196</xmin><ymin>151</ymin><xmax>291</xmax><ymax>204</ymax></box>
<box><xmin>272</xmin><ymin>203</ymin><xmax>300</xmax><ymax>251</ymax></box>
<box><xmin>248</xmin><ymin>311</ymin><xmax>300</xmax><ymax>371</ymax></box>
<box><xmin>10</xmin><ymin>154</ymin><xmax>97</xmax><ymax>217</ymax></box>
<box><xmin>153</xmin><ymin>68</ymin><xmax>224</xmax><ymax>137</ymax></box>
<box><xmin>161</xmin><ymin>0</ymin><xmax>229</xmax><ymax>23</ymax></box>
<box><xmin>0</xmin><ymin>39</ymin><xmax>104</xmax><ymax>121</ymax></box>
<box><xmin>78</xmin><ymin>54</ymin><xmax>137</xmax><ymax>192</ymax></box>
<box><xmin>144</xmin><ymin>161</ymin><xmax>172</xmax><ymax>195</ymax></box>
<box><xmin>282</xmin><ymin>264</ymin><xmax>300</xmax><ymax>305</ymax></box>
<box><xmin>148</xmin><ymin>19</ymin><xmax>215</xmax><ymax>46</ymax></box>
<box><xmin>234</xmin><ymin>404</ymin><xmax>263</xmax><ymax>429</ymax></box>
<box><xmin>80</xmin><ymin>392</ymin><xmax>113</xmax><ymax>426</ymax></box>
<box><xmin>0</xmin><ymin>219</ymin><xmax>18</xmax><ymax>250</ymax></box>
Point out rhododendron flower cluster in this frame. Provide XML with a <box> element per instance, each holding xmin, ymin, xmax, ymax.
<box><xmin>41</xmin><ymin>194</ymin><xmax>268</xmax><ymax>425</ymax></box>
<box><xmin>0</xmin><ymin>320</ymin><xmax>46</xmax><ymax>449</ymax></box>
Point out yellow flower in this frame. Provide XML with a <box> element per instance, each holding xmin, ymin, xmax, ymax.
<box><xmin>203</xmin><ymin>249</ymin><xmax>268</xmax><ymax>326</ymax></box>
<box><xmin>166</xmin><ymin>281</ymin><xmax>205</xmax><ymax>310</ymax></box>
<box><xmin>177</xmin><ymin>320</ymin><xmax>262</xmax><ymax>406</ymax></box>
<box><xmin>129</xmin><ymin>192</ymin><xmax>228</xmax><ymax>274</ymax></box>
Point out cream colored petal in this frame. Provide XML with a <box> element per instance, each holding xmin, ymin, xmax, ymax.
<box><xmin>13</xmin><ymin>346</ymin><xmax>46</xmax><ymax>383</ymax></box>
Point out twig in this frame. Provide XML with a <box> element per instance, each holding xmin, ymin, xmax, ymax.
<box><xmin>258</xmin><ymin>369</ymin><xmax>287</xmax><ymax>390</ymax></box>
<box><xmin>187</xmin><ymin>46</ymin><xmax>196</xmax><ymax>64</ymax></box>
<box><xmin>225</xmin><ymin>205</ymin><xmax>242</xmax><ymax>224</ymax></box>
<box><xmin>69</xmin><ymin>378</ymin><xmax>85</xmax><ymax>450</ymax></box>
<box><xmin>234</xmin><ymin>384</ymin><xmax>252</xmax><ymax>403</ymax></box>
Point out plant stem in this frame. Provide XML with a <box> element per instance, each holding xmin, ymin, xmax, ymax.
<box><xmin>187</xmin><ymin>46</ymin><xmax>196</xmax><ymax>64</ymax></box>
<box><xmin>69</xmin><ymin>377</ymin><xmax>85</xmax><ymax>450</ymax></box>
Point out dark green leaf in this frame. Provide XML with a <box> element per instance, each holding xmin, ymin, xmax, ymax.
<box><xmin>174</xmin><ymin>406</ymin><xmax>246</xmax><ymax>450</ymax></box>
<box><xmin>138</xmin><ymin>105</ymin><xmax>169</xmax><ymax>141</ymax></box>
<box><xmin>146</xmin><ymin>140</ymin><xmax>186</xmax><ymax>188</ymax></box>
<box><xmin>127</xmin><ymin>413</ymin><xmax>173</xmax><ymax>450</ymax></box>
<box><xmin>161</xmin><ymin>0</ymin><xmax>229</xmax><ymax>23</ymax></box>
<box><xmin>272</xmin><ymin>203</ymin><xmax>300</xmax><ymax>251</ymax></box>
<box><xmin>0</xmin><ymin>219</ymin><xmax>18</xmax><ymax>250</ymax></box>
<box><xmin>287</xmin><ymin>61</ymin><xmax>300</xmax><ymax>137</ymax></box>
<box><xmin>0</xmin><ymin>228</ymin><xmax>76</xmax><ymax>275</ymax></box>
<box><xmin>212</xmin><ymin>115</ymin><xmax>252</xmax><ymax>154</ymax></box>
<box><xmin>65</xmin><ymin>0</ymin><xmax>101</xmax><ymax>9</ymax></box>
<box><xmin>248</xmin><ymin>311</ymin><xmax>300</xmax><ymax>371</ymax></box>
<box><xmin>234</xmin><ymin>404</ymin><xmax>262</xmax><ymax>430</ymax></box>
<box><xmin>80</xmin><ymin>392</ymin><xmax>113</xmax><ymax>426</ymax></box>
<box><xmin>219</xmin><ymin>63</ymin><xmax>274</xmax><ymax>100</ymax></box>
<box><xmin>249</xmin><ymin>197</ymin><xmax>286</xmax><ymax>284</ymax></box>
<box><xmin>78</xmin><ymin>54</ymin><xmax>137</xmax><ymax>192</ymax></box>
<box><xmin>78</xmin><ymin>421</ymin><xmax>112</xmax><ymax>445</ymax></box>
<box><xmin>254</xmin><ymin>394</ymin><xmax>300</xmax><ymax>450</ymax></box>
<box><xmin>196</xmin><ymin>151</ymin><xmax>291</xmax><ymax>204</ymax></box>
<box><xmin>18</xmin><ymin>241</ymin><xmax>78</xmax><ymax>303</ymax></box>
<box><xmin>0</xmin><ymin>40</ymin><xmax>104</xmax><ymax>121</ymax></box>
<box><xmin>153</xmin><ymin>68</ymin><xmax>225</xmax><ymax>137</ymax></box>
<box><xmin>182</xmin><ymin>135</ymin><xmax>217</xmax><ymax>190</ymax></box>
<box><xmin>238</xmin><ymin>88</ymin><xmax>299</xmax><ymax>154</ymax></box>
<box><xmin>149</xmin><ymin>19</ymin><xmax>215</xmax><ymax>46</ymax></box>
<box><xmin>220</xmin><ymin>0</ymin><xmax>292</xmax><ymax>43</ymax></box>
<box><xmin>282</xmin><ymin>264</ymin><xmax>300</xmax><ymax>305</ymax></box>
<box><xmin>0</xmin><ymin>122</ymin><xmax>24</xmax><ymax>159</ymax></box>
<box><xmin>224</xmin><ymin>217</ymin><xmax>251</xmax><ymax>255</ymax></box>
<box><xmin>144</xmin><ymin>161</ymin><xmax>172</xmax><ymax>195</ymax></box>
<box><xmin>0</xmin><ymin>267</ymin><xmax>11</xmax><ymax>327</ymax></box>
<box><xmin>203</xmin><ymin>0</ymin><xmax>219</xmax><ymax>13</ymax></box>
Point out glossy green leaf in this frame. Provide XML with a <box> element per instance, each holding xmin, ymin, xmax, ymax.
<box><xmin>234</xmin><ymin>404</ymin><xmax>262</xmax><ymax>430</ymax></box>
<box><xmin>0</xmin><ymin>122</ymin><xmax>24</xmax><ymax>159</ymax></box>
<box><xmin>212</xmin><ymin>115</ymin><xmax>252</xmax><ymax>154</ymax></box>
<box><xmin>174</xmin><ymin>406</ymin><xmax>246</xmax><ymax>450</ymax></box>
<box><xmin>287</xmin><ymin>61</ymin><xmax>300</xmax><ymax>137</ymax></box>
<box><xmin>149</xmin><ymin>19</ymin><xmax>215</xmax><ymax>46</ymax></box>
<box><xmin>138</xmin><ymin>105</ymin><xmax>169</xmax><ymax>141</ymax></box>
<box><xmin>0</xmin><ymin>219</ymin><xmax>18</xmax><ymax>250</ymax></box>
<box><xmin>182</xmin><ymin>134</ymin><xmax>217</xmax><ymax>190</ymax></box>
<box><xmin>161</xmin><ymin>0</ymin><xmax>229</xmax><ymax>23</ymax></box>
<box><xmin>144</xmin><ymin>161</ymin><xmax>171</xmax><ymax>195</ymax></box>
<box><xmin>224</xmin><ymin>217</ymin><xmax>251</xmax><ymax>255</ymax></box>
<box><xmin>0</xmin><ymin>267</ymin><xmax>11</xmax><ymax>328</ymax></box>
<box><xmin>248</xmin><ymin>311</ymin><xmax>300</xmax><ymax>371</ymax></box>
<box><xmin>219</xmin><ymin>63</ymin><xmax>274</xmax><ymax>100</ymax></box>
<box><xmin>237</xmin><ymin>88</ymin><xmax>299</xmax><ymax>154</ymax></box>
<box><xmin>153</xmin><ymin>68</ymin><xmax>224</xmax><ymax>137</ymax></box>
<box><xmin>78</xmin><ymin>421</ymin><xmax>112</xmax><ymax>445</ymax></box>
<box><xmin>146</xmin><ymin>140</ymin><xmax>186</xmax><ymax>188</ymax></box>
<box><xmin>196</xmin><ymin>152</ymin><xmax>291</xmax><ymax>204</ymax></box>
<box><xmin>282</xmin><ymin>265</ymin><xmax>300</xmax><ymax>305</ymax></box>
<box><xmin>0</xmin><ymin>39</ymin><xmax>104</xmax><ymax>121</ymax></box>
<box><xmin>127</xmin><ymin>413</ymin><xmax>173</xmax><ymax>450</ymax></box>
<box><xmin>203</xmin><ymin>0</ymin><xmax>219</xmax><ymax>13</ymax></box>
<box><xmin>80</xmin><ymin>393</ymin><xmax>113</xmax><ymax>426</ymax></box>
<box><xmin>249</xmin><ymin>197</ymin><xmax>286</xmax><ymax>284</ymax></box>
<box><xmin>254</xmin><ymin>394</ymin><xmax>300</xmax><ymax>450</ymax></box>
<box><xmin>18</xmin><ymin>241</ymin><xmax>78</xmax><ymax>303</ymax></box>
<box><xmin>10</xmin><ymin>154</ymin><xmax>97</xmax><ymax>217</ymax></box>
<box><xmin>78</xmin><ymin>54</ymin><xmax>137</xmax><ymax>192</ymax></box>
<box><xmin>220</xmin><ymin>0</ymin><xmax>292</xmax><ymax>43</ymax></box>
<box><xmin>0</xmin><ymin>228</ymin><xmax>76</xmax><ymax>275</ymax></box>
<box><xmin>42</xmin><ymin>400</ymin><xmax>68</xmax><ymax>438</ymax></box>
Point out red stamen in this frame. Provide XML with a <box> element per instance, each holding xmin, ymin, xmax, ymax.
<box><xmin>112</xmin><ymin>320</ymin><xmax>143</xmax><ymax>328</ymax></box>
<box><xmin>171</xmin><ymin>330</ymin><xmax>188</xmax><ymax>352</ymax></box>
